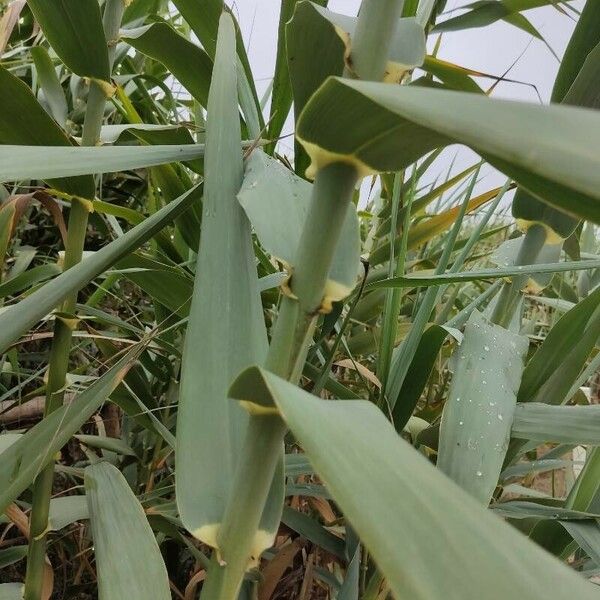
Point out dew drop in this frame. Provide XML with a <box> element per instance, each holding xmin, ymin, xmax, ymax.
<box><xmin>476</xmin><ymin>471</ymin><xmax>483</xmax><ymax>477</ymax></box>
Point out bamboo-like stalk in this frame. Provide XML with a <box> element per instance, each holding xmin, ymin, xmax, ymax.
<box><xmin>489</xmin><ymin>224</ymin><xmax>547</xmax><ymax>328</ymax></box>
<box><xmin>23</xmin><ymin>3</ymin><xmax>126</xmax><ymax>598</ymax></box>
<box><xmin>200</xmin><ymin>1</ymin><xmax>404</xmax><ymax>598</ymax></box>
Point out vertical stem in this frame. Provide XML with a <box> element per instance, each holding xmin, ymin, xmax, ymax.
<box><xmin>490</xmin><ymin>224</ymin><xmax>547</xmax><ymax>328</ymax></box>
<box><xmin>200</xmin><ymin>2</ymin><xmax>404</xmax><ymax>597</ymax></box>
<box><xmin>200</xmin><ymin>164</ymin><xmax>358</xmax><ymax>600</ymax></box>
<box><xmin>347</xmin><ymin>0</ymin><xmax>405</xmax><ymax>80</ymax></box>
<box><xmin>24</xmin><ymin>3</ymin><xmax>125</xmax><ymax>598</ymax></box>
<box><xmin>266</xmin><ymin>163</ymin><xmax>359</xmax><ymax>380</ymax></box>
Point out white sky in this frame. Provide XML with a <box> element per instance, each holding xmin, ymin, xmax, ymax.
<box><xmin>230</xmin><ymin>1</ymin><xmax>587</xmax><ymax>206</ymax></box>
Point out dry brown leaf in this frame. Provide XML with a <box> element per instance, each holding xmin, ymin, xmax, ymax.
<box><xmin>259</xmin><ymin>539</ymin><xmax>305</xmax><ymax>600</ymax></box>
<box><xmin>335</xmin><ymin>359</ymin><xmax>382</xmax><ymax>389</ymax></box>
<box><xmin>0</xmin><ymin>0</ymin><xmax>26</xmax><ymax>54</ymax></box>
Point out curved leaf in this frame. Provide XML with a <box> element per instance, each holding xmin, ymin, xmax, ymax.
<box><xmin>229</xmin><ymin>366</ymin><xmax>600</xmax><ymax>600</ymax></box>
<box><xmin>297</xmin><ymin>78</ymin><xmax>600</xmax><ymax>225</ymax></box>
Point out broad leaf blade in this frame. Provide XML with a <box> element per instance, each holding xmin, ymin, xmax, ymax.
<box><xmin>229</xmin><ymin>367</ymin><xmax>599</xmax><ymax>600</ymax></box>
<box><xmin>122</xmin><ymin>22</ymin><xmax>212</xmax><ymax>107</ymax></box>
<box><xmin>0</xmin><ymin>144</ymin><xmax>206</xmax><ymax>181</ymax></box>
<box><xmin>437</xmin><ymin>311</ymin><xmax>529</xmax><ymax>504</ymax></box>
<box><xmin>27</xmin><ymin>0</ymin><xmax>109</xmax><ymax>80</ymax></box>
<box><xmin>176</xmin><ymin>14</ymin><xmax>283</xmax><ymax>552</ymax></box>
<box><xmin>297</xmin><ymin>79</ymin><xmax>600</xmax><ymax>225</ymax></box>
<box><xmin>513</xmin><ymin>1</ymin><xmax>600</xmax><ymax>238</ymax></box>
<box><xmin>238</xmin><ymin>150</ymin><xmax>361</xmax><ymax>303</ymax></box>
<box><xmin>85</xmin><ymin>462</ymin><xmax>170</xmax><ymax>600</ymax></box>
<box><xmin>512</xmin><ymin>403</ymin><xmax>600</xmax><ymax>445</ymax></box>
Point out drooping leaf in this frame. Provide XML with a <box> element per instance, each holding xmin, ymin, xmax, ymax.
<box><xmin>117</xmin><ymin>253</ymin><xmax>192</xmax><ymax>318</ymax></box>
<box><xmin>552</xmin><ymin>0</ymin><xmax>600</xmax><ymax>104</ymax></box>
<box><xmin>121</xmin><ymin>22</ymin><xmax>212</xmax><ymax>107</ymax></box>
<box><xmin>85</xmin><ymin>462</ymin><xmax>170</xmax><ymax>600</ymax></box>
<box><xmin>433</xmin><ymin>1</ymin><xmax>567</xmax><ymax>37</ymax></box>
<box><xmin>229</xmin><ymin>366</ymin><xmax>600</xmax><ymax>600</ymax></box>
<box><xmin>297</xmin><ymin>78</ymin><xmax>600</xmax><ymax>225</ymax></box>
<box><xmin>286</xmin><ymin>1</ymin><xmax>426</xmax><ymax>175</ymax></box>
<box><xmin>171</xmin><ymin>0</ymin><xmax>262</xmax><ymax>122</ymax></box>
<box><xmin>31</xmin><ymin>45</ymin><xmax>68</xmax><ymax>126</ymax></box>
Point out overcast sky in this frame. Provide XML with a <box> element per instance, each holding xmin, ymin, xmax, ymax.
<box><xmin>230</xmin><ymin>0</ymin><xmax>587</xmax><ymax>204</ymax></box>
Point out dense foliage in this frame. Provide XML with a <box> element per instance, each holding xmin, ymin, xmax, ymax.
<box><xmin>0</xmin><ymin>1</ymin><xmax>599</xmax><ymax>599</ymax></box>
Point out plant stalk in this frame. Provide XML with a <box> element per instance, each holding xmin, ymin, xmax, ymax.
<box><xmin>23</xmin><ymin>3</ymin><xmax>125</xmax><ymax>598</ymax></box>
<box><xmin>347</xmin><ymin>0</ymin><xmax>405</xmax><ymax>80</ymax></box>
<box><xmin>490</xmin><ymin>224</ymin><xmax>547</xmax><ymax>328</ymax></box>
<box><xmin>200</xmin><ymin>163</ymin><xmax>358</xmax><ymax>600</ymax></box>
<box><xmin>200</xmin><ymin>2</ymin><xmax>404</xmax><ymax>596</ymax></box>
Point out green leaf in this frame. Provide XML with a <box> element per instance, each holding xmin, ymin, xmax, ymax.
<box><xmin>229</xmin><ymin>366</ymin><xmax>600</xmax><ymax>600</ymax></box>
<box><xmin>518</xmin><ymin>286</ymin><xmax>600</xmax><ymax>404</ymax></box>
<box><xmin>266</xmin><ymin>0</ymin><xmax>304</xmax><ymax>150</ymax></box>
<box><xmin>552</xmin><ymin>0</ymin><xmax>600</xmax><ymax>104</ymax></box>
<box><xmin>286</xmin><ymin>1</ymin><xmax>425</xmax><ymax>175</ymax></box>
<box><xmin>513</xmin><ymin>1</ymin><xmax>600</xmax><ymax>239</ymax></box>
<box><xmin>0</xmin><ymin>546</ymin><xmax>27</xmax><ymax>569</ymax></box>
<box><xmin>437</xmin><ymin>310</ymin><xmax>529</xmax><ymax>504</ymax></box>
<box><xmin>75</xmin><ymin>434</ymin><xmax>137</xmax><ymax>457</ymax></box>
<box><xmin>117</xmin><ymin>253</ymin><xmax>193</xmax><ymax>318</ymax></box>
<box><xmin>0</xmin><ymin>347</ymin><xmax>142</xmax><ymax>514</ymax></box>
<box><xmin>47</xmin><ymin>495</ymin><xmax>89</xmax><ymax>531</ymax></box>
<box><xmin>238</xmin><ymin>150</ymin><xmax>361</xmax><ymax>303</ymax></box>
<box><xmin>564</xmin><ymin>41</ymin><xmax>600</xmax><ymax>110</ymax></box>
<box><xmin>421</xmin><ymin>56</ymin><xmax>484</xmax><ymax>94</ymax></box>
<box><xmin>27</xmin><ymin>0</ymin><xmax>109</xmax><ymax>80</ymax></box>
<box><xmin>367</xmin><ymin>259</ymin><xmax>600</xmax><ymax>289</ymax></box>
<box><xmin>122</xmin><ymin>22</ymin><xmax>212</xmax><ymax>107</ymax></box>
<box><xmin>561</xmin><ymin>520</ymin><xmax>600</xmax><ymax>565</ymax></box>
<box><xmin>0</xmin><ymin>203</ymin><xmax>15</xmax><ymax>271</ymax></box>
<box><xmin>297</xmin><ymin>78</ymin><xmax>600</xmax><ymax>226</ymax></box>
<box><xmin>0</xmin><ymin>143</ymin><xmax>207</xmax><ymax>181</ymax></box>
<box><xmin>31</xmin><ymin>45</ymin><xmax>68</xmax><ymax>126</ymax></box>
<box><xmin>85</xmin><ymin>462</ymin><xmax>170</xmax><ymax>600</ymax></box>
<box><xmin>0</xmin><ymin>583</ymin><xmax>22</xmax><ymax>599</ymax></box>
<box><xmin>391</xmin><ymin>324</ymin><xmax>454</xmax><ymax>429</ymax></box>
<box><xmin>433</xmin><ymin>1</ymin><xmax>567</xmax><ymax>36</ymax></box>
<box><xmin>0</xmin><ymin>184</ymin><xmax>201</xmax><ymax>354</ymax></box>
<box><xmin>492</xmin><ymin>502</ymin><xmax>598</xmax><ymax>521</ymax></box>
<box><xmin>0</xmin><ymin>65</ymin><xmax>93</xmax><ymax>197</ymax></box>
<box><xmin>171</xmin><ymin>0</ymin><xmax>262</xmax><ymax>123</ymax></box>
<box><xmin>176</xmin><ymin>14</ymin><xmax>283</xmax><ymax>554</ymax></box>
<box><xmin>281</xmin><ymin>506</ymin><xmax>345</xmax><ymax>559</ymax></box>
<box><xmin>512</xmin><ymin>403</ymin><xmax>600</xmax><ymax>445</ymax></box>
